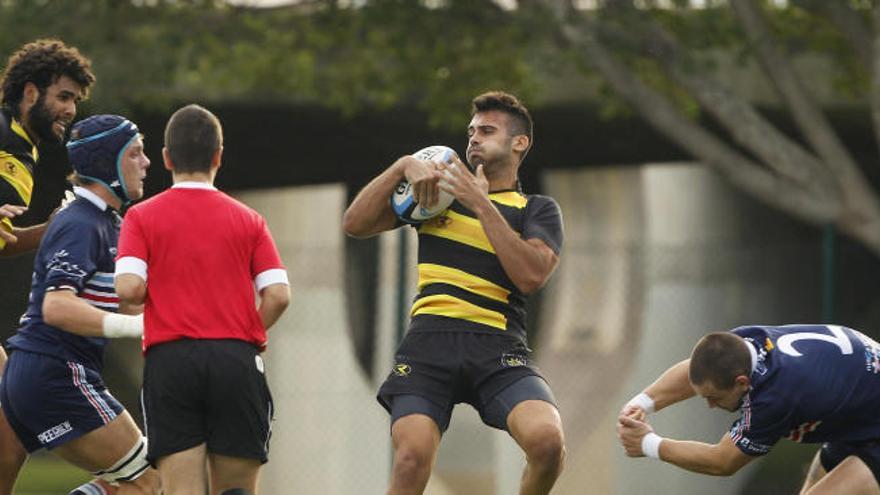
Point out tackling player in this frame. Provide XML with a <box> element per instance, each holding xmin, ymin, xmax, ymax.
<box><xmin>619</xmin><ymin>325</ymin><xmax>880</xmax><ymax>494</ymax></box>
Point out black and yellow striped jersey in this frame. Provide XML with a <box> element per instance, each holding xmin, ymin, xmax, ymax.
<box><xmin>408</xmin><ymin>190</ymin><xmax>563</xmax><ymax>344</ymax></box>
<box><xmin>0</xmin><ymin>107</ymin><xmax>38</xmax><ymax>251</ymax></box>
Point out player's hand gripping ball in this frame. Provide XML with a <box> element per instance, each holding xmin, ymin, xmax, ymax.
<box><xmin>391</xmin><ymin>145</ymin><xmax>458</xmax><ymax>224</ymax></box>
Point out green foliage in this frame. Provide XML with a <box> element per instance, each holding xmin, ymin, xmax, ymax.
<box><xmin>0</xmin><ymin>0</ymin><xmax>549</xmax><ymax>129</ymax></box>
<box><xmin>0</xmin><ymin>1</ymin><xmax>868</xmax><ymax>127</ymax></box>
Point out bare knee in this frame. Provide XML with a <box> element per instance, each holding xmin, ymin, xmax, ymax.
<box><xmin>522</xmin><ymin>424</ymin><xmax>565</xmax><ymax>471</ymax></box>
<box><xmin>393</xmin><ymin>443</ymin><xmax>434</xmax><ymax>478</ymax></box>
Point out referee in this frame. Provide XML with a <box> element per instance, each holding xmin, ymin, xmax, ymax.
<box><xmin>115</xmin><ymin>104</ymin><xmax>290</xmax><ymax>495</ymax></box>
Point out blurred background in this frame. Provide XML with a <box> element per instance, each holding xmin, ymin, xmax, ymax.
<box><xmin>1</xmin><ymin>0</ymin><xmax>879</xmax><ymax>493</ymax></box>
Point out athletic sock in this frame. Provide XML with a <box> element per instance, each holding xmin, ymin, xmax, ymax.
<box><xmin>68</xmin><ymin>480</ymin><xmax>110</xmax><ymax>495</ymax></box>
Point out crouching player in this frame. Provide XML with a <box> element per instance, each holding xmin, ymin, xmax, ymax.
<box><xmin>0</xmin><ymin>115</ymin><xmax>159</xmax><ymax>493</ymax></box>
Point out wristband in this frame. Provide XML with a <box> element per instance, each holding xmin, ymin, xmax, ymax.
<box><xmin>626</xmin><ymin>392</ymin><xmax>656</xmax><ymax>414</ymax></box>
<box><xmin>641</xmin><ymin>432</ymin><xmax>663</xmax><ymax>460</ymax></box>
<box><xmin>102</xmin><ymin>313</ymin><xmax>143</xmax><ymax>338</ymax></box>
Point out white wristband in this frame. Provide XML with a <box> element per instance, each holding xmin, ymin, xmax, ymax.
<box><xmin>626</xmin><ymin>392</ymin><xmax>656</xmax><ymax>414</ymax></box>
<box><xmin>102</xmin><ymin>313</ymin><xmax>144</xmax><ymax>338</ymax></box>
<box><xmin>641</xmin><ymin>432</ymin><xmax>663</xmax><ymax>460</ymax></box>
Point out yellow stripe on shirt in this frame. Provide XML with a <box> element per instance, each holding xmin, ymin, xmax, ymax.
<box><xmin>0</xmin><ymin>156</ymin><xmax>34</xmax><ymax>207</ymax></box>
<box><xmin>490</xmin><ymin>191</ymin><xmax>527</xmax><ymax>208</ymax></box>
<box><xmin>417</xmin><ymin>263</ymin><xmax>510</xmax><ymax>303</ymax></box>
<box><xmin>418</xmin><ymin>210</ymin><xmax>494</xmax><ymax>253</ymax></box>
<box><xmin>411</xmin><ymin>294</ymin><xmax>507</xmax><ymax>330</ymax></box>
<box><xmin>0</xmin><ymin>218</ymin><xmax>10</xmax><ymax>250</ymax></box>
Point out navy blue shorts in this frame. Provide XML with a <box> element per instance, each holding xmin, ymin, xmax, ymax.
<box><xmin>820</xmin><ymin>441</ymin><xmax>880</xmax><ymax>485</ymax></box>
<box><xmin>0</xmin><ymin>350</ymin><xmax>123</xmax><ymax>452</ymax></box>
<box><xmin>377</xmin><ymin>331</ymin><xmax>557</xmax><ymax>432</ymax></box>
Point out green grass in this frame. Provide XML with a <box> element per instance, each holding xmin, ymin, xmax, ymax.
<box><xmin>12</xmin><ymin>454</ymin><xmax>91</xmax><ymax>494</ymax></box>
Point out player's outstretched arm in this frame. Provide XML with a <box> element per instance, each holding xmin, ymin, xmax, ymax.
<box><xmin>258</xmin><ymin>283</ymin><xmax>290</xmax><ymax>331</ymax></box>
<box><xmin>621</xmin><ymin>360</ymin><xmax>696</xmax><ymax>419</ymax></box>
<box><xmin>0</xmin><ymin>223</ymin><xmax>49</xmax><ymax>257</ymax></box>
<box><xmin>618</xmin><ymin>415</ymin><xmax>754</xmax><ymax>476</ymax></box>
<box><xmin>43</xmin><ymin>290</ymin><xmax>142</xmax><ymax>338</ymax></box>
<box><xmin>342</xmin><ymin>156</ymin><xmax>442</xmax><ymax>239</ymax></box>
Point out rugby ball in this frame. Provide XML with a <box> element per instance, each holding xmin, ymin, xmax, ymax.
<box><xmin>391</xmin><ymin>145</ymin><xmax>458</xmax><ymax>224</ymax></box>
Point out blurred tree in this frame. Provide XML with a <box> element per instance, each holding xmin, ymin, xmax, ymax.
<box><xmin>0</xmin><ymin>0</ymin><xmax>546</xmax><ymax>128</ymax></box>
<box><xmin>3</xmin><ymin>0</ymin><xmax>877</xmax><ymax>255</ymax></box>
<box><xmin>544</xmin><ymin>0</ymin><xmax>880</xmax><ymax>257</ymax></box>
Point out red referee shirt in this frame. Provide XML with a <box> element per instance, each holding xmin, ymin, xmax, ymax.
<box><xmin>116</xmin><ymin>182</ymin><xmax>287</xmax><ymax>351</ymax></box>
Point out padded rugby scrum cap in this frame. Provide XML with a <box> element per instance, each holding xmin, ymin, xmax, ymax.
<box><xmin>67</xmin><ymin>114</ymin><xmax>139</xmax><ymax>205</ymax></box>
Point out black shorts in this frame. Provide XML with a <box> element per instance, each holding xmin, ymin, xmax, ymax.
<box><xmin>820</xmin><ymin>440</ymin><xmax>880</xmax><ymax>486</ymax></box>
<box><xmin>377</xmin><ymin>331</ymin><xmax>557</xmax><ymax>432</ymax></box>
<box><xmin>141</xmin><ymin>339</ymin><xmax>274</xmax><ymax>465</ymax></box>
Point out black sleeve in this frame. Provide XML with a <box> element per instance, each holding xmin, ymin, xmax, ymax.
<box><xmin>0</xmin><ymin>177</ymin><xmax>24</xmax><ymax>206</ymax></box>
<box><xmin>0</xmin><ymin>111</ymin><xmax>8</xmax><ymax>147</ymax></box>
<box><xmin>522</xmin><ymin>195</ymin><xmax>564</xmax><ymax>255</ymax></box>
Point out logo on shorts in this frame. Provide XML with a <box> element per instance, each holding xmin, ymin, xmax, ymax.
<box><xmin>393</xmin><ymin>363</ymin><xmax>412</xmax><ymax>377</ymax></box>
<box><xmin>37</xmin><ymin>421</ymin><xmax>72</xmax><ymax>444</ymax></box>
<box><xmin>501</xmin><ymin>353</ymin><xmax>527</xmax><ymax>367</ymax></box>
<box><xmin>255</xmin><ymin>355</ymin><xmax>265</xmax><ymax>374</ymax></box>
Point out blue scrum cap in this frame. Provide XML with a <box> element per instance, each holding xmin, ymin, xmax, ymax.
<box><xmin>66</xmin><ymin>114</ymin><xmax>139</xmax><ymax>205</ymax></box>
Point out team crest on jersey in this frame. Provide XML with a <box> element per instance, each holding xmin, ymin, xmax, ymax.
<box><xmin>4</xmin><ymin>161</ymin><xmax>15</xmax><ymax>176</ymax></box>
<box><xmin>426</xmin><ymin>215</ymin><xmax>452</xmax><ymax>228</ymax></box>
<box><xmin>501</xmin><ymin>353</ymin><xmax>527</xmax><ymax>368</ymax></box>
<box><xmin>393</xmin><ymin>363</ymin><xmax>412</xmax><ymax>377</ymax></box>
<box><xmin>46</xmin><ymin>250</ymin><xmax>87</xmax><ymax>281</ymax></box>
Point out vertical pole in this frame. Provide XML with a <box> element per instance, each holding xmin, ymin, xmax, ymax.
<box><xmin>822</xmin><ymin>224</ymin><xmax>836</xmax><ymax>322</ymax></box>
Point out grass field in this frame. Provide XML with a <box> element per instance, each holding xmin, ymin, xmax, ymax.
<box><xmin>13</xmin><ymin>454</ymin><xmax>91</xmax><ymax>494</ymax></box>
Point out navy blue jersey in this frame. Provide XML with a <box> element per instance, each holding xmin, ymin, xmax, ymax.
<box><xmin>728</xmin><ymin>324</ymin><xmax>880</xmax><ymax>456</ymax></box>
<box><xmin>8</xmin><ymin>188</ymin><xmax>122</xmax><ymax>371</ymax></box>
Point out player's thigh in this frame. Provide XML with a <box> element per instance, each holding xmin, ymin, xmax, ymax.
<box><xmin>800</xmin><ymin>449</ymin><xmax>827</xmax><ymax>494</ymax></box>
<box><xmin>204</xmin><ymin>341</ymin><xmax>273</xmax><ymax>463</ymax></box>
<box><xmin>479</xmin><ymin>374</ymin><xmax>560</xmax><ymax>433</ymax></box>
<box><xmin>805</xmin><ymin>455</ymin><xmax>880</xmax><ymax>495</ymax></box>
<box><xmin>0</xmin><ymin>406</ymin><xmax>27</xmax><ymax>494</ymax></box>
<box><xmin>156</xmin><ymin>443</ymin><xmax>208</xmax><ymax>495</ymax></box>
<box><xmin>52</xmin><ymin>409</ymin><xmax>142</xmax><ymax>471</ymax></box>
<box><xmin>208</xmin><ymin>453</ymin><xmax>261</xmax><ymax>494</ymax></box>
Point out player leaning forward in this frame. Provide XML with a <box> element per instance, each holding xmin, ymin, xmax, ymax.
<box><xmin>115</xmin><ymin>104</ymin><xmax>290</xmax><ymax>495</ymax></box>
<box><xmin>619</xmin><ymin>324</ymin><xmax>880</xmax><ymax>494</ymax></box>
<box><xmin>0</xmin><ymin>115</ymin><xmax>159</xmax><ymax>491</ymax></box>
<box><xmin>343</xmin><ymin>91</ymin><xmax>565</xmax><ymax>495</ymax></box>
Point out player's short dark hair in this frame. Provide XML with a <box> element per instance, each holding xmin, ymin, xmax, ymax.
<box><xmin>1</xmin><ymin>39</ymin><xmax>95</xmax><ymax>116</ymax></box>
<box><xmin>164</xmin><ymin>104</ymin><xmax>223</xmax><ymax>174</ymax></box>
<box><xmin>689</xmin><ymin>332</ymin><xmax>752</xmax><ymax>390</ymax></box>
<box><xmin>471</xmin><ymin>91</ymin><xmax>533</xmax><ymax>158</ymax></box>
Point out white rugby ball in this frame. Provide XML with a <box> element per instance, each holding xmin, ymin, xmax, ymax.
<box><xmin>391</xmin><ymin>145</ymin><xmax>458</xmax><ymax>224</ymax></box>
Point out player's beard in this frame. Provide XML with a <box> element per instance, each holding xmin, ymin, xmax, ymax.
<box><xmin>27</xmin><ymin>93</ymin><xmax>66</xmax><ymax>145</ymax></box>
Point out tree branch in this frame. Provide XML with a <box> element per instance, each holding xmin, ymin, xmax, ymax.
<box><xmin>631</xmin><ymin>23</ymin><xmax>840</xmax><ymax>204</ymax></box>
<box><xmin>730</xmin><ymin>0</ymin><xmax>880</xmax><ymax>227</ymax></box>
<box><xmin>556</xmin><ymin>16</ymin><xmax>837</xmax><ymax>224</ymax></box>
